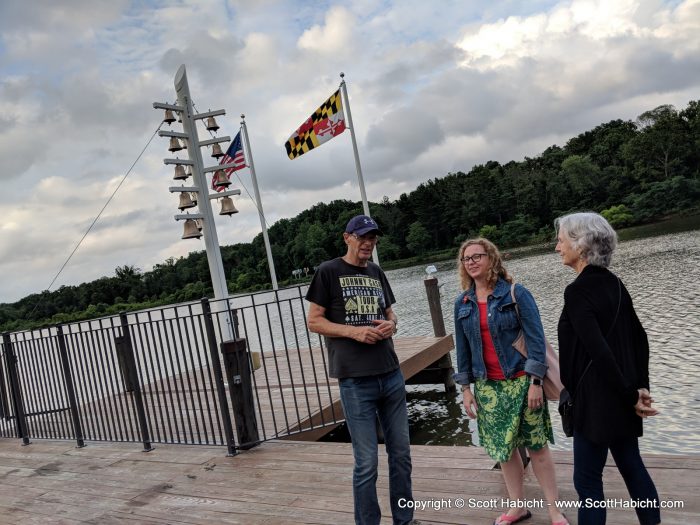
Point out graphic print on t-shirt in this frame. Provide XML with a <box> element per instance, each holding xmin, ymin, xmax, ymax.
<box><xmin>339</xmin><ymin>275</ymin><xmax>386</xmax><ymax>325</ymax></box>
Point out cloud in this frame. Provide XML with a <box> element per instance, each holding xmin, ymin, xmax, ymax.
<box><xmin>0</xmin><ymin>0</ymin><xmax>699</xmax><ymax>302</ymax></box>
<box><xmin>366</xmin><ymin>107</ymin><xmax>445</xmax><ymax>158</ymax></box>
<box><xmin>297</xmin><ymin>6</ymin><xmax>355</xmax><ymax>54</ymax></box>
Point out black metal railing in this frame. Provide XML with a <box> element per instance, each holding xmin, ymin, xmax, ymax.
<box><xmin>0</xmin><ymin>285</ymin><xmax>341</xmax><ymax>454</ymax></box>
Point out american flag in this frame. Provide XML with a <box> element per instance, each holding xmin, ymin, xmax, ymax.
<box><xmin>213</xmin><ymin>131</ymin><xmax>246</xmax><ymax>192</ymax></box>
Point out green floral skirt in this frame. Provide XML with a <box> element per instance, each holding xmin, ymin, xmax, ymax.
<box><xmin>474</xmin><ymin>375</ymin><xmax>554</xmax><ymax>462</ymax></box>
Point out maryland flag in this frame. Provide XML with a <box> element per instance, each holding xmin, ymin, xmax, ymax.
<box><xmin>285</xmin><ymin>89</ymin><xmax>346</xmax><ymax>159</ymax></box>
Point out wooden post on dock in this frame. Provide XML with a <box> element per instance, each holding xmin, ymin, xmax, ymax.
<box><xmin>424</xmin><ymin>276</ymin><xmax>446</xmax><ymax>337</ymax></box>
<box><xmin>422</xmin><ymin>276</ymin><xmax>456</xmax><ymax>394</ymax></box>
<box><xmin>220</xmin><ymin>338</ymin><xmax>260</xmax><ymax>450</ymax></box>
<box><xmin>117</xmin><ymin>313</ymin><xmax>154</xmax><ymax>452</ymax></box>
<box><xmin>2</xmin><ymin>333</ymin><xmax>30</xmax><ymax>445</ymax></box>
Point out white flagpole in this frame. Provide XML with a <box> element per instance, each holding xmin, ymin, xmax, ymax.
<box><xmin>338</xmin><ymin>73</ymin><xmax>379</xmax><ymax>265</ymax></box>
<box><xmin>240</xmin><ymin>115</ymin><xmax>279</xmax><ymax>290</ymax></box>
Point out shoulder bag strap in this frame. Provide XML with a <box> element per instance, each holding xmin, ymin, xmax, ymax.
<box><xmin>573</xmin><ymin>276</ymin><xmax>622</xmax><ymax>397</ymax></box>
<box><xmin>510</xmin><ymin>282</ymin><xmax>522</xmax><ymax>323</ymax></box>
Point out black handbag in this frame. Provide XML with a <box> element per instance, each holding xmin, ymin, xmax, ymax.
<box><xmin>558</xmin><ymin>390</ymin><xmax>573</xmax><ymax>437</ymax></box>
<box><xmin>558</xmin><ymin>364</ymin><xmax>591</xmax><ymax>437</ymax></box>
<box><xmin>559</xmin><ymin>277</ymin><xmax>621</xmax><ymax>437</ymax></box>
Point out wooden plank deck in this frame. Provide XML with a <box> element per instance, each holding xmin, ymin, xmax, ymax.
<box><xmin>279</xmin><ymin>334</ymin><xmax>455</xmax><ymax>440</ymax></box>
<box><xmin>0</xmin><ymin>438</ymin><xmax>695</xmax><ymax>524</ymax></box>
<box><xmin>136</xmin><ymin>334</ymin><xmax>455</xmax><ymax>443</ymax></box>
<box><xmin>10</xmin><ymin>336</ymin><xmax>454</xmax><ymax>446</ymax></box>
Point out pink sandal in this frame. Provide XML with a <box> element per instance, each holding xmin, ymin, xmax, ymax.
<box><xmin>552</xmin><ymin>513</ymin><xmax>570</xmax><ymax>525</ymax></box>
<box><xmin>493</xmin><ymin>510</ymin><xmax>532</xmax><ymax>525</ymax></box>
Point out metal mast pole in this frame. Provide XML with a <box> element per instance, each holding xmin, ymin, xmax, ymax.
<box><xmin>339</xmin><ymin>73</ymin><xmax>379</xmax><ymax>264</ymax></box>
<box><xmin>240</xmin><ymin>115</ymin><xmax>279</xmax><ymax>290</ymax></box>
<box><xmin>174</xmin><ymin>65</ymin><xmax>229</xmax><ymax>300</ymax></box>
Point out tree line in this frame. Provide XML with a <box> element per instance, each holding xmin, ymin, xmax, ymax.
<box><xmin>1</xmin><ymin>101</ymin><xmax>698</xmax><ymax>332</ymax></box>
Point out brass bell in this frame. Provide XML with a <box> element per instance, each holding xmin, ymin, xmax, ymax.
<box><xmin>178</xmin><ymin>192</ymin><xmax>196</xmax><ymax>210</ymax></box>
<box><xmin>181</xmin><ymin>219</ymin><xmax>202</xmax><ymax>239</ymax></box>
<box><xmin>219</xmin><ymin>196</ymin><xmax>239</xmax><ymax>216</ymax></box>
<box><xmin>190</xmin><ymin>192</ymin><xmax>198</xmax><ymax>206</ymax></box>
<box><xmin>168</xmin><ymin>137</ymin><xmax>183</xmax><ymax>152</ymax></box>
<box><xmin>212</xmin><ymin>170</ymin><xmax>231</xmax><ymax>188</ymax></box>
<box><xmin>173</xmin><ymin>165</ymin><xmax>187</xmax><ymax>180</ymax></box>
<box><xmin>163</xmin><ymin>109</ymin><xmax>176</xmax><ymax>124</ymax></box>
<box><xmin>205</xmin><ymin>116</ymin><xmax>220</xmax><ymax>132</ymax></box>
<box><xmin>211</xmin><ymin>143</ymin><xmax>224</xmax><ymax>158</ymax></box>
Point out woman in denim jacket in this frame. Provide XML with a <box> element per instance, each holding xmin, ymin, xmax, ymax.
<box><xmin>453</xmin><ymin>238</ymin><xmax>568</xmax><ymax>525</ymax></box>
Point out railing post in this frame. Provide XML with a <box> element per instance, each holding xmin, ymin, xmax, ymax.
<box><xmin>115</xmin><ymin>337</ymin><xmax>135</xmax><ymax>393</ymax></box>
<box><xmin>117</xmin><ymin>313</ymin><xmax>153</xmax><ymax>452</ymax></box>
<box><xmin>423</xmin><ymin>276</ymin><xmax>457</xmax><ymax>394</ymax></box>
<box><xmin>2</xmin><ymin>333</ymin><xmax>30</xmax><ymax>445</ymax></box>
<box><xmin>201</xmin><ymin>298</ymin><xmax>237</xmax><ymax>456</ymax></box>
<box><xmin>220</xmin><ymin>338</ymin><xmax>259</xmax><ymax>449</ymax></box>
<box><xmin>56</xmin><ymin>326</ymin><xmax>85</xmax><ymax>448</ymax></box>
<box><xmin>0</xmin><ymin>337</ymin><xmax>9</xmax><ymax>419</ymax></box>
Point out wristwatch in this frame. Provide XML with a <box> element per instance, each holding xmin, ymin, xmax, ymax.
<box><xmin>530</xmin><ymin>376</ymin><xmax>543</xmax><ymax>386</ymax></box>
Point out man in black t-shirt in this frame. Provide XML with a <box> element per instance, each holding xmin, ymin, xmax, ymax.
<box><xmin>306</xmin><ymin>215</ymin><xmax>416</xmax><ymax>525</ymax></box>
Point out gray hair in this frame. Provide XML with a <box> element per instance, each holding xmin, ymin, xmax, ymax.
<box><xmin>554</xmin><ymin>212</ymin><xmax>618</xmax><ymax>268</ymax></box>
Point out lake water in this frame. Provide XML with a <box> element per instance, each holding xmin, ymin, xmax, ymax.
<box><xmin>386</xmin><ymin>229</ymin><xmax>700</xmax><ymax>455</ymax></box>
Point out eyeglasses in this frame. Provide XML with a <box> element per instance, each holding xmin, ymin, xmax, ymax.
<box><xmin>460</xmin><ymin>253</ymin><xmax>487</xmax><ymax>264</ymax></box>
<box><xmin>351</xmin><ymin>233</ymin><xmax>380</xmax><ymax>243</ymax></box>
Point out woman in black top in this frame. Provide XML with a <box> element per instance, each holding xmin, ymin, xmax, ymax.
<box><xmin>555</xmin><ymin>212</ymin><xmax>660</xmax><ymax>525</ymax></box>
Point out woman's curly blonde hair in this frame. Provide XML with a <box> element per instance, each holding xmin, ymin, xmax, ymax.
<box><xmin>457</xmin><ymin>238</ymin><xmax>513</xmax><ymax>290</ymax></box>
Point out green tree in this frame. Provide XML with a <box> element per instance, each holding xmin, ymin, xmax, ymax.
<box><xmin>624</xmin><ymin>105</ymin><xmax>690</xmax><ymax>181</ymax></box>
<box><xmin>478</xmin><ymin>225</ymin><xmax>500</xmax><ymax>243</ymax></box>
<box><xmin>499</xmin><ymin>214</ymin><xmax>538</xmax><ymax>247</ymax></box>
<box><xmin>406</xmin><ymin>221</ymin><xmax>431</xmax><ymax>254</ymax></box>
<box><xmin>560</xmin><ymin>155</ymin><xmax>605</xmax><ymax>209</ymax></box>
<box><xmin>601</xmin><ymin>204</ymin><xmax>634</xmax><ymax>228</ymax></box>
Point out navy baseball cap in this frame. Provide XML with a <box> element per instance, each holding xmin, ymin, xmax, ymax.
<box><xmin>345</xmin><ymin>215</ymin><xmax>381</xmax><ymax>236</ymax></box>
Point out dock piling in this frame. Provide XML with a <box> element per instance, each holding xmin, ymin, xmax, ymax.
<box><xmin>220</xmin><ymin>338</ymin><xmax>260</xmax><ymax>450</ymax></box>
<box><xmin>415</xmin><ymin>276</ymin><xmax>456</xmax><ymax>394</ymax></box>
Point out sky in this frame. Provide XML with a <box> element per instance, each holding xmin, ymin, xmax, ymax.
<box><xmin>1</xmin><ymin>0</ymin><xmax>699</xmax><ymax>303</ymax></box>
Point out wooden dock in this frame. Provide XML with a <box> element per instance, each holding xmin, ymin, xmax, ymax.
<box><xmin>0</xmin><ymin>438</ymin><xmax>696</xmax><ymax>524</ymax></box>
<box><xmin>274</xmin><ymin>334</ymin><xmax>455</xmax><ymax>440</ymax></box>
<box><xmin>4</xmin><ymin>335</ymin><xmax>455</xmax><ymax>448</ymax></box>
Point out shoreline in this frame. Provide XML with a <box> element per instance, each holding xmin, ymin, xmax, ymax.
<box><xmin>382</xmin><ymin>212</ymin><xmax>700</xmax><ymax>270</ymax></box>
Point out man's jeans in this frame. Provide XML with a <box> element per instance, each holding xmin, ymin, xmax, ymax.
<box><xmin>573</xmin><ymin>431</ymin><xmax>661</xmax><ymax>525</ymax></box>
<box><xmin>339</xmin><ymin>368</ymin><xmax>414</xmax><ymax>525</ymax></box>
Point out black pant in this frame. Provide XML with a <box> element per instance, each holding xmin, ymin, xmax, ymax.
<box><xmin>573</xmin><ymin>431</ymin><xmax>660</xmax><ymax>525</ymax></box>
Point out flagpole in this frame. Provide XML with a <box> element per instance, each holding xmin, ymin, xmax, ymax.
<box><xmin>339</xmin><ymin>73</ymin><xmax>379</xmax><ymax>265</ymax></box>
<box><xmin>240</xmin><ymin>115</ymin><xmax>279</xmax><ymax>290</ymax></box>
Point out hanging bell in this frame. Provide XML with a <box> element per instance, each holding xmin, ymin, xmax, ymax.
<box><xmin>205</xmin><ymin>116</ymin><xmax>220</xmax><ymax>132</ymax></box>
<box><xmin>163</xmin><ymin>109</ymin><xmax>176</xmax><ymax>124</ymax></box>
<box><xmin>212</xmin><ymin>170</ymin><xmax>231</xmax><ymax>188</ymax></box>
<box><xmin>211</xmin><ymin>143</ymin><xmax>224</xmax><ymax>158</ymax></box>
<box><xmin>190</xmin><ymin>192</ymin><xmax>198</xmax><ymax>206</ymax></box>
<box><xmin>178</xmin><ymin>192</ymin><xmax>195</xmax><ymax>211</ymax></box>
<box><xmin>181</xmin><ymin>219</ymin><xmax>202</xmax><ymax>239</ymax></box>
<box><xmin>173</xmin><ymin>165</ymin><xmax>187</xmax><ymax>180</ymax></box>
<box><xmin>168</xmin><ymin>137</ymin><xmax>183</xmax><ymax>152</ymax></box>
<box><xmin>219</xmin><ymin>196</ymin><xmax>239</xmax><ymax>216</ymax></box>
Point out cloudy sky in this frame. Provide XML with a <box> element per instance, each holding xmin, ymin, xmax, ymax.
<box><xmin>1</xmin><ymin>0</ymin><xmax>698</xmax><ymax>302</ymax></box>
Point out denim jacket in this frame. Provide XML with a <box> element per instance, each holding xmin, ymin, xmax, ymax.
<box><xmin>453</xmin><ymin>278</ymin><xmax>548</xmax><ymax>385</ymax></box>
